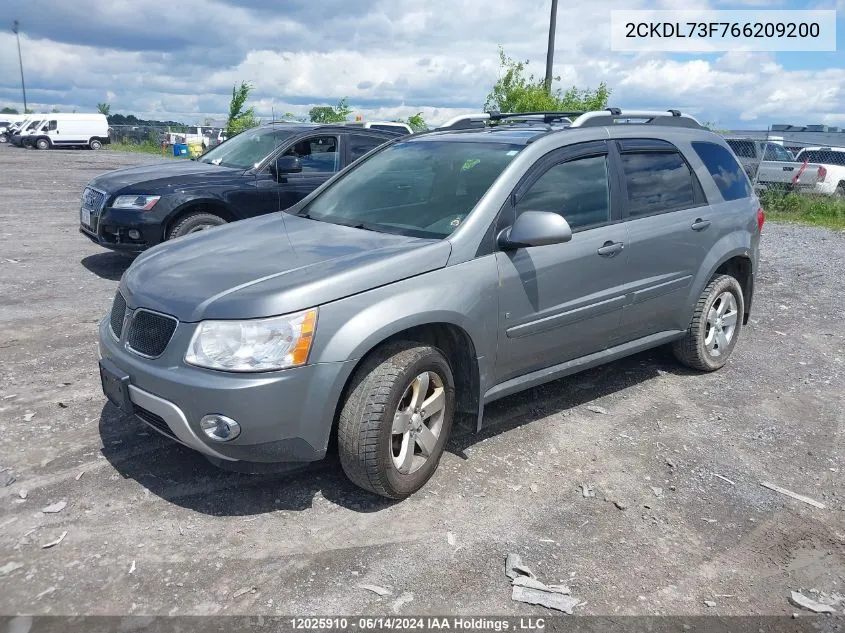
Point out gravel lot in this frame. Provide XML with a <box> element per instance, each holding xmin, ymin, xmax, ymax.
<box><xmin>0</xmin><ymin>145</ymin><xmax>843</xmax><ymax>617</ymax></box>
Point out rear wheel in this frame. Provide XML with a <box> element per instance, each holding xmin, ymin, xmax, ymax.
<box><xmin>36</xmin><ymin>138</ymin><xmax>50</xmax><ymax>150</ymax></box>
<box><xmin>338</xmin><ymin>342</ymin><xmax>456</xmax><ymax>499</ymax></box>
<box><xmin>89</xmin><ymin>139</ymin><xmax>103</xmax><ymax>150</ymax></box>
<box><xmin>834</xmin><ymin>182</ymin><xmax>845</xmax><ymax>198</ymax></box>
<box><xmin>672</xmin><ymin>274</ymin><xmax>744</xmax><ymax>372</ymax></box>
<box><xmin>167</xmin><ymin>212</ymin><xmax>227</xmax><ymax>240</ymax></box>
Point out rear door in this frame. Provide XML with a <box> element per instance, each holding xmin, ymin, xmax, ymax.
<box><xmin>494</xmin><ymin>141</ymin><xmax>631</xmax><ymax>384</ymax></box>
<box><xmin>346</xmin><ymin>132</ymin><xmax>393</xmax><ymax>166</ymax></box>
<box><xmin>614</xmin><ymin>138</ymin><xmax>718</xmax><ymax>339</ymax></box>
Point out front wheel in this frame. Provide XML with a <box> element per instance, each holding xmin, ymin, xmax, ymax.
<box><xmin>167</xmin><ymin>212</ymin><xmax>226</xmax><ymax>240</ymax></box>
<box><xmin>0</xmin><ymin>133</ymin><xmax>7</xmax><ymax>143</ymax></box>
<box><xmin>89</xmin><ymin>139</ymin><xmax>103</xmax><ymax>150</ymax></box>
<box><xmin>672</xmin><ymin>274</ymin><xmax>744</xmax><ymax>372</ymax></box>
<box><xmin>36</xmin><ymin>138</ymin><xmax>50</xmax><ymax>150</ymax></box>
<box><xmin>338</xmin><ymin>342</ymin><xmax>456</xmax><ymax>499</ymax></box>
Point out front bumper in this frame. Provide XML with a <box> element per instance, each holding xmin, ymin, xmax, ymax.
<box><xmin>97</xmin><ymin>317</ymin><xmax>354</xmax><ymax>465</ymax></box>
<box><xmin>80</xmin><ymin>205</ymin><xmax>167</xmax><ymax>253</ymax></box>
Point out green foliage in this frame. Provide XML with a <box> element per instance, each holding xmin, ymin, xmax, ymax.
<box><xmin>25</xmin><ymin>107</ymin><xmax>34</xmax><ymax>114</ymax></box>
<box><xmin>97</xmin><ymin>102</ymin><xmax>111</xmax><ymax>115</ymax></box>
<box><xmin>107</xmin><ymin>113</ymin><xmax>188</xmax><ymax>130</ymax></box>
<box><xmin>484</xmin><ymin>47</ymin><xmax>610</xmax><ymax>114</ymax></box>
<box><xmin>761</xmin><ymin>190</ymin><xmax>845</xmax><ymax>230</ymax></box>
<box><xmin>1</xmin><ymin>107</ymin><xmax>19</xmax><ymax>114</ymax></box>
<box><xmin>226</xmin><ymin>82</ymin><xmax>259</xmax><ymax>138</ymax></box>
<box><xmin>309</xmin><ymin>98</ymin><xmax>352</xmax><ymax>123</ymax></box>
<box><xmin>406</xmin><ymin>112</ymin><xmax>427</xmax><ymax>132</ymax></box>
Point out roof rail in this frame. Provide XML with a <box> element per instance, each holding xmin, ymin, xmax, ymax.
<box><xmin>437</xmin><ymin>108</ymin><xmax>704</xmax><ymax>131</ymax></box>
<box><xmin>568</xmin><ymin>108</ymin><xmax>704</xmax><ymax>129</ymax></box>
<box><xmin>437</xmin><ymin>111</ymin><xmax>582</xmax><ymax>131</ymax></box>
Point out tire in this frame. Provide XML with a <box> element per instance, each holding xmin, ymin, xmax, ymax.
<box><xmin>89</xmin><ymin>139</ymin><xmax>103</xmax><ymax>150</ymax></box>
<box><xmin>166</xmin><ymin>212</ymin><xmax>227</xmax><ymax>240</ymax></box>
<box><xmin>672</xmin><ymin>274</ymin><xmax>744</xmax><ymax>372</ymax></box>
<box><xmin>833</xmin><ymin>182</ymin><xmax>845</xmax><ymax>198</ymax></box>
<box><xmin>338</xmin><ymin>341</ymin><xmax>456</xmax><ymax>499</ymax></box>
<box><xmin>0</xmin><ymin>133</ymin><xmax>7</xmax><ymax>143</ymax></box>
<box><xmin>36</xmin><ymin>138</ymin><xmax>50</xmax><ymax>150</ymax></box>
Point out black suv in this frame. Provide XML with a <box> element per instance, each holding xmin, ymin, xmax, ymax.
<box><xmin>79</xmin><ymin>123</ymin><xmax>403</xmax><ymax>254</ymax></box>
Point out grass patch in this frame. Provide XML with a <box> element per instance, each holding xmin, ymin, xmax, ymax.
<box><xmin>761</xmin><ymin>190</ymin><xmax>845</xmax><ymax>230</ymax></box>
<box><xmin>107</xmin><ymin>142</ymin><xmax>186</xmax><ymax>158</ymax></box>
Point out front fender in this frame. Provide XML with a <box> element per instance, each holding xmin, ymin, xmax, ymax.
<box><xmin>311</xmin><ymin>256</ymin><xmax>500</xmax><ymax>393</ymax></box>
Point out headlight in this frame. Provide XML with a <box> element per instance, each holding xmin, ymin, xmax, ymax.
<box><xmin>185</xmin><ymin>308</ymin><xmax>317</xmax><ymax>372</ymax></box>
<box><xmin>112</xmin><ymin>195</ymin><xmax>161</xmax><ymax>211</ymax></box>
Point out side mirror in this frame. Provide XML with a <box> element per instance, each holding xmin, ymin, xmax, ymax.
<box><xmin>270</xmin><ymin>155</ymin><xmax>302</xmax><ymax>179</ymax></box>
<box><xmin>498</xmin><ymin>211</ymin><xmax>573</xmax><ymax>250</ymax></box>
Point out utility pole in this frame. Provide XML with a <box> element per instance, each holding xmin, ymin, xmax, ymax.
<box><xmin>544</xmin><ymin>0</ymin><xmax>558</xmax><ymax>93</ymax></box>
<box><xmin>12</xmin><ymin>20</ymin><xmax>28</xmax><ymax>113</ymax></box>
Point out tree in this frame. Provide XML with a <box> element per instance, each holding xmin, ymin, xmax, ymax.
<box><xmin>97</xmin><ymin>102</ymin><xmax>111</xmax><ymax>115</ymax></box>
<box><xmin>484</xmin><ymin>47</ymin><xmax>610</xmax><ymax>114</ymax></box>
<box><xmin>226</xmin><ymin>81</ymin><xmax>259</xmax><ymax>137</ymax></box>
<box><xmin>308</xmin><ymin>98</ymin><xmax>352</xmax><ymax>123</ymax></box>
<box><xmin>51</xmin><ymin>107</ymin><xmax>60</xmax><ymax>113</ymax></box>
<box><xmin>406</xmin><ymin>112</ymin><xmax>427</xmax><ymax>132</ymax></box>
<box><xmin>25</xmin><ymin>107</ymin><xmax>34</xmax><ymax>114</ymax></box>
<box><xmin>1</xmin><ymin>107</ymin><xmax>19</xmax><ymax>114</ymax></box>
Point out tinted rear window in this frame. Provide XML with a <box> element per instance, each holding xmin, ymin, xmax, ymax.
<box><xmin>691</xmin><ymin>141</ymin><xmax>753</xmax><ymax>202</ymax></box>
<box><xmin>620</xmin><ymin>152</ymin><xmax>697</xmax><ymax>217</ymax></box>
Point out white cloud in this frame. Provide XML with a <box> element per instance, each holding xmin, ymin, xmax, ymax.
<box><xmin>1</xmin><ymin>0</ymin><xmax>844</xmax><ymax>128</ymax></box>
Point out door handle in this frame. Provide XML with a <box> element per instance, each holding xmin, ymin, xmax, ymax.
<box><xmin>597</xmin><ymin>241</ymin><xmax>624</xmax><ymax>257</ymax></box>
<box><xmin>691</xmin><ymin>218</ymin><xmax>711</xmax><ymax>231</ymax></box>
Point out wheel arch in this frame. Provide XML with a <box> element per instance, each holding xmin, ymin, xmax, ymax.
<box><xmin>163</xmin><ymin>199</ymin><xmax>237</xmax><ymax>240</ymax></box>
<box><xmin>688</xmin><ymin>245</ymin><xmax>755</xmax><ymax>328</ymax></box>
<box><xmin>326</xmin><ymin>320</ymin><xmax>482</xmax><ymax>455</ymax></box>
<box><xmin>33</xmin><ymin>135</ymin><xmax>51</xmax><ymax>148</ymax></box>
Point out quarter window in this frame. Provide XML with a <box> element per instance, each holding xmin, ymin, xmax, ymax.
<box><xmin>691</xmin><ymin>141</ymin><xmax>752</xmax><ymax>202</ymax></box>
<box><xmin>620</xmin><ymin>152</ymin><xmax>697</xmax><ymax>217</ymax></box>
<box><xmin>515</xmin><ymin>155</ymin><xmax>610</xmax><ymax>230</ymax></box>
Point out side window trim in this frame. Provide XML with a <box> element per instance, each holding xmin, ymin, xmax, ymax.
<box><xmin>612</xmin><ymin>140</ymin><xmax>708</xmax><ymax>220</ymax></box>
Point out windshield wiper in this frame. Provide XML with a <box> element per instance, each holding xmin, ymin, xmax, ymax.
<box><xmin>330</xmin><ymin>220</ymin><xmax>383</xmax><ymax>233</ymax></box>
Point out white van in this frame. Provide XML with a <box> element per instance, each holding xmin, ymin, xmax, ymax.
<box><xmin>28</xmin><ymin>113</ymin><xmax>110</xmax><ymax>150</ymax></box>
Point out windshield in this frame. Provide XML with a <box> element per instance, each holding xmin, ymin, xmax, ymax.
<box><xmin>25</xmin><ymin>120</ymin><xmax>43</xmax><ymax>131</ymax></box>
<box><xmin>198</xmin><ymin>126</ymin><xmax>295</xmax><ymax>169</ymax></box>
<box><xmin>295</xmin><ymin>140</ymin><xmax>522</xmax><ymax>238</ymax></box>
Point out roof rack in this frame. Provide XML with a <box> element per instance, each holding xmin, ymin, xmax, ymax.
<box><xmin>437</xmin><ymin>108</ymin><xmax>704</xmax><ymax>131</ymax></box>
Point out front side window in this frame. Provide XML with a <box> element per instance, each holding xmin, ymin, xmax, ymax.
<box><xmin>296</xmin><ymin>140</ymin><xmax>521</xmax><ymax>238</ymax></box>
<box><xmin>763</xmin><ymin>143</ymin><xmax>793</xmax><ymax>162</ymax></box>
<box><xmin>691</xmin><ymin>141</ymin><xmax>752</xmax><ymax>202</ymax></box>
<box><xmin>47</xmin><ymin>120</ymin><xmax>57</xmax><ymax>131</ymax></box>
<box><xmin>283</xmin><ymin>135</ymin><xmax>339</xmax><ymax>173</ymax></box>
<box><xmin>198</xmin><ymin>126</ymin><xmax>295</xmax><ymax>169</ymax></box>
<box><xmin>620</xmin><ymin>152</ymin><xmax>697</xmax><ymax>217</ymax></box>
<box><xmin>515</xmin><ymin>155</ymin><xmax>610</xmax><ymax>231</ymax></box>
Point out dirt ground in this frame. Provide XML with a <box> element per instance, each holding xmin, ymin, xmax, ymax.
<box><xmin>0</xmin><ymin>145</ymin><xmax>843</xmax><ymax>617</ymax></box>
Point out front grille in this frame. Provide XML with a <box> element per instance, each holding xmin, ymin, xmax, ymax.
<box><xmin>110</xmin><ymin>292</ymin><xmax>127</xmax><ymax>338</ymax></box>
<box><xmin>135</xmin><ymin>407</ymin><xmax>178</xmax><ymax>441</ymax></box>
<box><xmin>126</xmin><ymin>309</ymin><xmax>178</xmax><ymax>358</ymax></box>
<box><xmin>81</xmin><ymin>186</ymin><xmax>106</xmax><ymax>211</ymax></box>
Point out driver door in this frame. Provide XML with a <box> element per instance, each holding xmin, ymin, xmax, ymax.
<box><xmin>493</xmin><ymin>141</ymin><xmax>631</xmax><ymax>384</ymax></box>
<box><xmin>252</xmin><ymin>134</ymin><xmax>342</xmax><ymax>216</ymax></box>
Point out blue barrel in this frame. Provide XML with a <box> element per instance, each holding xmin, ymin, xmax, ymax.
<box><xmin>173</xmin><ymin>143</ymin><xmax>188</xmax><ymax>157</ymax></box>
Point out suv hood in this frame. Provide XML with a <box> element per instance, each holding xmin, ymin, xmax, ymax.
<box><xmin>120</xmin><ymin>213</ymin><xmax>451</xmax><ymax>322</ymax></box>
<box><xmin>90</xmin><ymin>161</ymin><xmax>243</xmax><ymax>194</ymax></box>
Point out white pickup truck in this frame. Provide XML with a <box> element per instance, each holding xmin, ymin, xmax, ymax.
<box><xmin>725</xmin><ymin>138</ymin><xmax>825</xmax><ymax>193</ymax></box>
<box><xmin>793</xmin><ymin>147</ymin><xmax>845</xmax><ymax>196</ymax></box>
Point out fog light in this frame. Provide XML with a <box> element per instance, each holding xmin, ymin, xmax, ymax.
<box><xmin>128</xmin><ymin>229</ymin><xmax>141</xmax><ymax>240</ymax></box>
<box><xmin>200</xmin><ymin>414</ymin><xmax>241</xmax><ymax>442</ymax></box>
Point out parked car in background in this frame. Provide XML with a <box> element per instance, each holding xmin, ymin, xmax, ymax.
<box><xmin>11</xmin><ymin>118</ymin><xmax>45</xmax><ymax>147</ymax></box>
<box><xmin>345</xmin><ymin>120</ymin><xmax>413</xmax><ymax>134</ymax></box>
<box><xmin>724</xmin><ymin>137</ymin><xmax>824</xmax><ymax>192</ymax></box>
<box><xmin>0</xmin><ymin>114</ymin><xmax>27</xmax><ymax>142</ymax></box>
<box><xmin>27</xmin><ymin>113</ymin><xmax>110</xmax><ymax>150</ymax></box>
<box><xmin>97</xmin><ymin>108</ymin><xmax>762</xmax><ymax>498</ymax></box>
<box><xmin>79</xmin><ymin>122</ymin><xmax>404</xmax><ymax>253</ymax></box>
<box><xmin>792</xmin><ymin>147</ymin><xmax>845</xmax><ymax>196</ymax></box>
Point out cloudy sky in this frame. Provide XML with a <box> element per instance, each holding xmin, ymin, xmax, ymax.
<box><xmin>1</xmin><ymin>0</ymin><xmax>844</xmax><ymax>128</ymax></box>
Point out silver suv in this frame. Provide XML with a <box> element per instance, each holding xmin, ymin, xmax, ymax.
<box><xmin>97</xmin><ymin>108</ymin><xmax>764</xmax><ymax>499</ymax></box>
